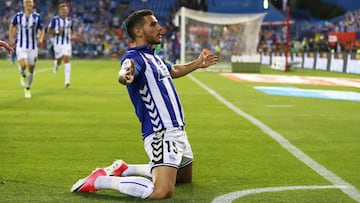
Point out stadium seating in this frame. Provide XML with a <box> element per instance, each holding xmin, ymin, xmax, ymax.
<box><xmin>129</xmin><ymin>0</ymin><xmax>177</xmax><ymax>26</ymax></box>
<box><xmin>1</xmin><ymin>0</ymin><xmax>359</xmax><ymax>71</ymax></box>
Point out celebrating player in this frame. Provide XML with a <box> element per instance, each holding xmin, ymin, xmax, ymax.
<box><xmin>71</xmin><ymin>9</ymin><xmax>218</xmax><ymax>199</ymax></box>
<box><xmin>9</xmin><ymin>0</ymin><xmax>45</xmax><ymax>98</ymax></box>
<box><xmin>47</xmin><ymin>1</ymin><xmax>76</xmax><ymax>87</ymax></box>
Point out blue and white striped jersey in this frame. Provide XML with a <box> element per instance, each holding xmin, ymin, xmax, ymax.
<box><xmin>11</xmin><ymin>11</ymin><xmax>43</xmax><ymax>50</ymax></box>
<box><xmin>121</xmin><ymin>46</ymin><xmax>185</xmax><ymax>139</ymax></box>
<box><xmin>48</xmin><ymin>16</ymin><xmax>73</xmax><ymax>45</ymax></box>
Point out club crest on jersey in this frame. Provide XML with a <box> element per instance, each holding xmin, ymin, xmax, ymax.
<box><xmin>63</xmin><ymin>20</ymin><xmax>71</xmax><ymax>29</ymax></box>
<box><xmin>157</xmin><ymin>63</ymin><xmax>170</xmax><ymax>80</ymax></box>
<box><xmin>23</xmin><ymin>23</ymin><xmax>35</xmax><ymax>29</ymax></box>
<box><xmin>144</xmin><ymin>55</ymin><xmax>170</xmax><ymax>80</ymax></box>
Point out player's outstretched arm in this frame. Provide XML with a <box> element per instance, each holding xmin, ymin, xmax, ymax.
<box><xmin>0</xmin><ymin>40</ymin><xmax>13</xmax><ymax>54</ymax></box>
<box><xmin>118</xmin><ymin>58</ymin><xmax>135</xmax><ymax>85</ymax></box>
<box><xmin>171</xmin><ymin>49</ymin><xmax>218</xmax><ymax>78</ymax></box>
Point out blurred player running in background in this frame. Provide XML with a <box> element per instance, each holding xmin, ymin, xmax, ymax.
<box><xmin>47</xmin><ymin>1</ymin><xmax>76</xmax><ymax>87</ymax></box>
<box><xmin>9</xmin><ymin>0</ymin><xmax>45</xmax><ymax>98</ymax></box>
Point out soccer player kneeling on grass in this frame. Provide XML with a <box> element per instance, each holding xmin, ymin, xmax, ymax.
<box><xmin>71</xmin><ymin>9</ymin><xmax>218</xmax><ymax>199</ymax></box>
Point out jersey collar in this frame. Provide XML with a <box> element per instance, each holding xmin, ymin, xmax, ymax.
<box><xmin>130</xmin><ymin>45</ymin><xmax>155</xmax><ymax>55</ymax></box>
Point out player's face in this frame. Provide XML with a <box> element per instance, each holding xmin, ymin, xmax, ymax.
<box><xmin>59</xmin><ymin>4</ymin><xmax>68</xmax><ymax>18</ymax></box>
<box><xmin>23</xmin><ymin>0</ymin><xmax>34</xmax><ymax>12</ymax></box>
<box><xmin>142</xmin><ymin>15</ymin><xmax>163</xmax><ymax>45</ymax></box>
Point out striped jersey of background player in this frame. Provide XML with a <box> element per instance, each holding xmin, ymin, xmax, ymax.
<box><xmin>8</xmin><ymin>0</ymin><xmax>45</xmax><ymax>98</ymax></box>
<box><xmin>47</xmin><ymin>1</ymin><xmax>76</xmax><ymax>87</ymax></box>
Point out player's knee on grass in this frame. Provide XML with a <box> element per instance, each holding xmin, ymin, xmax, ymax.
<box><xmin>149</xmin><ymin>185</ymin><xmax>175</xmax><ymax>199</ymax></box>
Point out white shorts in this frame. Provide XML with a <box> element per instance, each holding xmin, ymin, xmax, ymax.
<box><xmin>144</xmin><ymin>127</ymin><xmax>194</xmax><ymax>170</ymax></box>
<box><xmin>16</xmin><ymin>48</ymin><xmax>38</xmax><ymax>66</ymax></box>
<box><xmin>54</xmin><ymin>44</ymin><xmax>72</xmax><ymax>59</ymax></box>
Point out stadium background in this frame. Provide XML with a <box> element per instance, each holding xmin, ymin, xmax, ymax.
<box><xmin>1</xmin><ymin>0</ymin><xmax>360</xmax><ymax>62</ymax></box>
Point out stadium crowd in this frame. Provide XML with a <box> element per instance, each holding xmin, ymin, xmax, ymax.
<box><xmin>0</xmin><ymin>0</ymin><xmax>125</xmax><ymax>58</ymax></box>
<box><xmin>0</xmin><ymin>0</ymin><xmax>182</xmax><ymax>60</ymax></box>
<box><xmin>258</xmin><ymin>9</ymin><xmax>360</xmax><ymax>54</ymax></box>
<box><xmin>1</xmin><ymin>0</ymin><xmax>360</xmax><ymax>61</ymax></box>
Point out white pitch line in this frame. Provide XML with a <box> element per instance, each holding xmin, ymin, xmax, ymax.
<box><xmin>188</xmin><ymin>75</ymin><xmax>360</xmax><ymax>202</ymax></box>
<box><xmin>211</xmin><ymin>185</ymin><xmax>350</xmax><ymax>203</ymax></box>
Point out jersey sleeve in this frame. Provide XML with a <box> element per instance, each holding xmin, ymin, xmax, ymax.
<box><xmin>49</xmin><ymin>18</ymin><xmax>56</xmax><ymax>30</ymax></box>
<box><xmin>36</xmin><ymin>14</ymin><xmax>44</xmax><ymax>30</ymax></box>
<box><xmin>121</xmin><ymin>53</ymin><xmax>146</xmax><ymax>80</ymax></box>
<box><xmin>11</xmin><ymin>14</ymin><xmax>18</xmax><ymax>25</ymax></box>
<box><xmin>162</xmin><ymin>58</ymin><xmax>172</xmax><ymax>71</ymax></box>
<box><xmin>70</xmin><ymin>19</ymin><xmax>75</xmax><ymax>31</ymax></box>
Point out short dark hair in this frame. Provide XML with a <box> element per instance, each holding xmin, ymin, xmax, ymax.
<box><xmin>58</xmin><ymin>1</ymin><xmax>67</xmax><ymax>8</ymax></box>
<box><xmin>124</xmin><ymin>9</ymin><xmax>154</xmax><ymax>40</ymax></box>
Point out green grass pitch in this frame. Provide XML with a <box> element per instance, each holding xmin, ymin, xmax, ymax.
<box><xmin>0</xmin><ymin>59</ymin><xmax>359</xmax><ymax>202</ymax></box>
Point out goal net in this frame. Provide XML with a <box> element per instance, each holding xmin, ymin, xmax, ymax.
<box><xmin>175</xmin><ymin>7</ymin><xmax>265</xmax><ymax>72</ymax></box>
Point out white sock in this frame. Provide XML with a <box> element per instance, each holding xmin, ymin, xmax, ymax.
<box><xmin>64</xmin><ymin>63</ymin><xmax>71</xmax><ymax>84</ymax></box>
<box><xmin>18</xmin><ymin>65</ymin><xmax>26</xmax><ymax>77</ymax></box>
<box><xmin>94</xmin><ymin>176</ymin><xmax>154</xmax><ymax>199</ymax></box>
<box><xmin>122</xmin><ymin>164</ymin><xmax>152</xmax><ymax>178</ymax></box>
<box><xmin>26</xmin><ymin>73</ymin><xmax>34</xmax><ymax>88</ymax></box>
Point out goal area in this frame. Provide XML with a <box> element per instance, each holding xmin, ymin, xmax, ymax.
<box><xmin>175</xmin><ymin>7</ymin><xmax>265</xmax><ymax>72</ymax></box>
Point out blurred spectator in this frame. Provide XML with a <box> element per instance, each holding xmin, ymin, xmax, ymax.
<box><xmin>316</xmin><ymin>35</ymin><xmax>329</xmax><ymax>52</ymax></box>
<box><xmin>2</xmin><ymin>0</ymin><xmax>360</xmax><ymax>61</ymax></box>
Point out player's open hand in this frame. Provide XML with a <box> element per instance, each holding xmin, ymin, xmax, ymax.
<box><xmin>197</xmin><ymin>48</ymin><xmax>219</xmax><ymax>68</ymax></box>
<box><xmin>125</xmin><ymin>59</ymin><xmax>135</xmax><ymax>85</ymax></box>
<box><xmin>0</xmin><ymin>41</ymin><xmax>13</xmax><ymax>54</ymax></box>
<box><xmin>119</xmin><ymin>58</ymin><xmax>135</xmax><ymax>85</ymax></box>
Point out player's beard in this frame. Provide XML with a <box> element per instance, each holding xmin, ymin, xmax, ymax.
<box><xmin>143</xmin><ymin>31</ymin><xmax>162</xmax><ymax>45</ymax></box>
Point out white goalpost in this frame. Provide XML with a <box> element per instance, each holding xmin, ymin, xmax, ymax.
<box><xmin>175</xmin><ymin>7</ymin><xmax>265</xmax><ymax>72</ymax></box>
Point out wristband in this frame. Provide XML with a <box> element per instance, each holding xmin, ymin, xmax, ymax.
<box><xmin>119</xmin><ymin>59</ymin><xmax>131</xmax><ymax>77</ymax></box>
